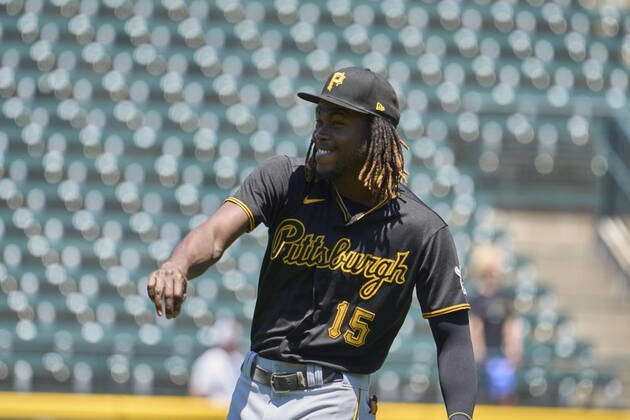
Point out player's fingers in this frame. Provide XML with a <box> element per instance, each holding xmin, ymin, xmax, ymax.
<box><xmin>150</xmin><ymin>272</ymin><xmax>165</xmax><ymax>317</ymax></box>
<box><xmin>173</xmin><ymin>271</ymin><xmax>186</xmax><ymax>298</ymax></box>
<box><xmin>172</xmin><ymin>275</ymin><xmax>187</xmax><ymax>318</ymax></box>
<box><xmin>147</xmin><ymin>271</ymin><xmax>157</xmax><ymax>300</ymax></box>
<box><xmin>164</xmin><ymin>271</ymin><xmax>175</xmax><ymax>319</ymax></box>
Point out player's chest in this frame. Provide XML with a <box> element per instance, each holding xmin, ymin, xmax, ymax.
<box><xmin>268</xmin><ymin>214</ymin><xmax>417</xmax><ymax>299</ymax></box>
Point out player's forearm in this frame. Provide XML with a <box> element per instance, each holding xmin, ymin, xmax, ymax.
<box><xmin>430</xmin><ymin>311</ymin><xmax>477</xmax><ymax>419</ymax></box>
<box><xmin>163</xmin><ymin>225</ymin><xmax>224</xmax><ymax>280</ymax></box>
<box><xmin>437</xmin><ymin>342</ymin><xmax>476</xmax><ymax>419</ymax></box>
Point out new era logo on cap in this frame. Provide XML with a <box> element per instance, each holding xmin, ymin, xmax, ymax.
<box><xmin>297</xmin><ymin>67</ymin><xmax>400</xmax><ymax>127</ymax></box>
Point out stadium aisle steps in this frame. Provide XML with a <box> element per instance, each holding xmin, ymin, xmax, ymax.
<box><xmin>497</xmin><ymin>209</ymin><xmax>630</xmax><ymax>405</ymax></box>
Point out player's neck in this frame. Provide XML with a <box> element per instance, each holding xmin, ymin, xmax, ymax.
<box><xmin>332</xmin><ymin>176</ymin><xmax>375</xmax><ymax>207</ymax></box>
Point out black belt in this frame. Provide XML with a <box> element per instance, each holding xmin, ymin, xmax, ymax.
<box><xmin>250</xmin><ymin>358</ymin><xmax>342</xmax><ymax>392</ymax></box>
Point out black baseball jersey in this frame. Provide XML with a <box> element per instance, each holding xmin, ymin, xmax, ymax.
<box><xmin>470</xmin><ymin>288</ymin><xmax>516</xmax><ymax>353</ymax></box>
<box><xmin>225</xmin><ymin>156</ymin><xmax>470</xmax><ymax>374</ymax></box>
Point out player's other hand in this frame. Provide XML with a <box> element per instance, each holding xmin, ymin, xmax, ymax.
<box><xmin>147</xmin><ymin>262</ymin><xmax>188</xmax><ymax>319</ymax></box>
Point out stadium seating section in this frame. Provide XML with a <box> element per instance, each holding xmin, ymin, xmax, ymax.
<box><xmin>0</xmin><ymin>0</ymin><xmax>626</xmax><ymax>407</ymax></box>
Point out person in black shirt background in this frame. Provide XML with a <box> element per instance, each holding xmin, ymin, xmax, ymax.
<box><xmin>469</xmin><ymin>244</ymin><xmax>524</xmax><ymax>405</ymax></box>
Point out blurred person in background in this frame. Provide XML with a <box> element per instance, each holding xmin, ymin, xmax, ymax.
<box><xmin>469</xmin><ymin>244</ymin><xmax>524</xmax><ymax>405</ymax></box>
<box><xmin>188</xmin><ymin>318</ymin><xmax>245</xmax><ymax>403</ymax></box>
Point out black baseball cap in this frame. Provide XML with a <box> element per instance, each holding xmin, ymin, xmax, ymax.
<box><xmin>297</xmin><ymin>67</ymin><xmax>400</xmax><ymax>127</ymax></box>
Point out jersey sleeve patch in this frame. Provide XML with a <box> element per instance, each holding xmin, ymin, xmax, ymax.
<box><xmin>224</xmin><ymin>197</ymin><xmax>256</xmax><ymax>232</ymax></box>
<box><xmin>422</xmin><ymin>303</ymin><xmax>471</xmax><ymax>319</ymax></box>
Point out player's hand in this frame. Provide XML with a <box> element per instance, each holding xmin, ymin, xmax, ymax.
<box><xmin>147</xmin><ymin>262</ymin><xmax>188</xmax><ymax>319</ymax></box>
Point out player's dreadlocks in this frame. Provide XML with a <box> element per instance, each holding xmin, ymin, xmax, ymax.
<box><xmin>305</xmin><ymin>115</ymin><xmax>409</xmax><ymax>203</ymax></box>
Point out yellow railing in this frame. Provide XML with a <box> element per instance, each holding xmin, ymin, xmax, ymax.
<box><xmin>0</xmin><ymin>392</ymin><xmax>629</xmax><ymax>420</ymax></box>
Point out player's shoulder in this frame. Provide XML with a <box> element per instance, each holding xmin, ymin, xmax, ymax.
<box><xmin>258</xmin><ymin>155</ymin><xmax>305</xmax><ymax>175</ymax></box>
<box><xmin>256</xmin><ymin>154</ymin><xmax>300</xmax><ymax>169</ymax></box>
<box><xmin>396</xmin><ymin>183</ymin><xmax>448</xmax><ymax>234</ymax></box>
<box><xmin>254</xmin><ymin>155</ymin><xmax>310</xmax><ymax>196</ymax></box>
<box><xmin>286</xmin><ymin>155</ymin><xmax>307</xmax><ymax>173</ymax></box>
<box><xmin>250</xmin><ymin>155</ymin><xmax>306</xmax><ymax>185</ymax></box>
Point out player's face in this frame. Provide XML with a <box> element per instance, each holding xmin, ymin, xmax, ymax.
<box><xmin>313</xmin><ymin>102</ymin><xmax>370</xmax><ymax>180</ymax></box>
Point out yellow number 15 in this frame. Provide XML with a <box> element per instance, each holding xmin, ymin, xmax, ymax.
<box><xmin>328</xmin><ymin>301</ymin><xmax>376</xmax><ymax>347</ymax></box>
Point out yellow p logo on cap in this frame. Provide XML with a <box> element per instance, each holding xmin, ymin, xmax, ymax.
<box><xmin>376</xmin><ymin>102</ymin><xmax>385</xmax><ymax>111</ymax></box>
<box><xmin>327</xmin><ymin>72</ymin><xmax>346</xmax><ymax>91</ymax></box>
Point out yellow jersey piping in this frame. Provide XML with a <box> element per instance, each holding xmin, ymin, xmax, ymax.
<box><xmin>332</xmin><ymin>186</ymin><xmax>390</xmax><ymax>225</ymax></box>
<box><xmin>224</xmin><ymin>197</ymin><xmax>256</xmax><ymax>232</ymax></box>
<box><xmin>422</xmin><ymin>303</ymin><xmax>471</xmax><ymax>319</ymax></box>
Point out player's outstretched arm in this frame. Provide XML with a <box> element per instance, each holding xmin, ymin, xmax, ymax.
<box><xmin>147</xmin><ymin>201</ymin><xmax>250</xmax><ymax>318</ymax></box>
<box><xmin>429</xmin><ymin>310</ymin><xmax>477</xmax><ymax>419</ymax></box>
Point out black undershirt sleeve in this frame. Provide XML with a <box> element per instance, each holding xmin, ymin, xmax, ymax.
<box><xmin>429</xmin><ymin>310</ymin><xmax>477</xmax><ymax>419</ymax></box>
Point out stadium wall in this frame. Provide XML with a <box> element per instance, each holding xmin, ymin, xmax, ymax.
<box><xmin>1</xmin><ymin>392</ymin><xmax>629</xmax><ymax>420</ymax></box>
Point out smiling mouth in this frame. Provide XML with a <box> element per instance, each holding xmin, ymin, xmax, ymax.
<box><xmin>316</xmin><ymin>147</ymin><xmax>335</xmax><ymax>159</ymax></box>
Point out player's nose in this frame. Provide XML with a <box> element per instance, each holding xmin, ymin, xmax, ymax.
<box><xmin>313</xmin><ymin>125</ymin><xmax>335</xmax><ymax>145</ymax></box>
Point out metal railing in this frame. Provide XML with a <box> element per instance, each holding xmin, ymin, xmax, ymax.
<box><xmin>596</xmin><ymin>115</ymin><xmax>630</xmax><ymax>285</ymax></box>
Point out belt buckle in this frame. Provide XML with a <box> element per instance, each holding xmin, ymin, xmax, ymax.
<box><xmin>270</xmin><ymin>371</ymin><xmax>307</xmax><ymax>393</ymax></box>
<box><xmin>270</xmin><ymin>373</ymin><xmax>288</xmax><ymax>393</ymax></box>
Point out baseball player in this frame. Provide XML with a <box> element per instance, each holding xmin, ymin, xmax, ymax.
<box><xmin>148</xmin><ymin>67</ymin><xmax>477</xmax><ymax>419</ymax></box>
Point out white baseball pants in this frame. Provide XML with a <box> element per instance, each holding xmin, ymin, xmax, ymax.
<box><xmin>227</xmin><ymin>352</ymin><xmax>375</xmax><ymax>420</ymax></box>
